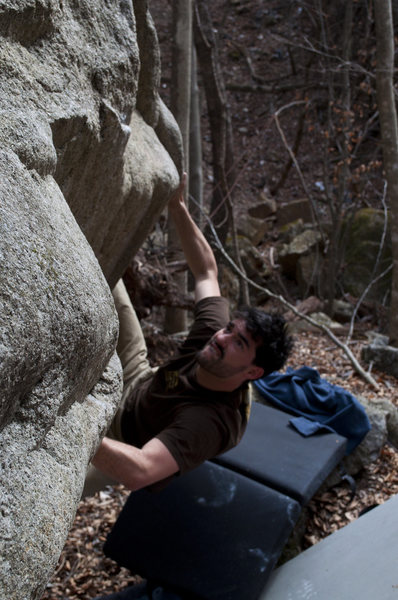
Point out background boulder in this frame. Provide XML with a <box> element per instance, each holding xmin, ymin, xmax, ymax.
<box><xmin>341</xmin><ymin>208</ymin><xmax>391</xmax><ymax>302</ymax></box>
<box><xmin>361</xmin><ymin>333</ymin><xmax>398</xmax><ymax>379</ymax></box>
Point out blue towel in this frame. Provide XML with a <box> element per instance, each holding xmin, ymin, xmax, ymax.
<box><xmin>253</xmin><ymin>366</ymin><xmax>371</xmax><ymax>454</ymax></box>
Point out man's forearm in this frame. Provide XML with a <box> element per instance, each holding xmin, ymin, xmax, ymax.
<box><xmin>92</xmin><ymin>436</ymin><xmax>179</xmax><ymax>491</ymax></box>
<box><xmin>168</xmin><ymin>174</ymin><xmax>220</xmax><ymax>299</ymax></box>
<box><xmin>92</xmin><ymin>437</ymin><xmax>142</xmax><ymax>490</ymax></box>
<box><xmin>169</xmin><ymin>198</ymin><xmax>218</xmax><ymax>279</ymax></box>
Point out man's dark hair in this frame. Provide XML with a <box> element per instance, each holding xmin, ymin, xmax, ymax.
<box><xmin>235</xmin><ymin>306</ymin><xmax>293</xmax><ymax>377</ymax></box>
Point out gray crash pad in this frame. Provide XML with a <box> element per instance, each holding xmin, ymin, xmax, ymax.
<box><xmin>261</xmin><ymin>493</ymin><xmax>398</xmax><ymax>599</ymax></box>
<box><xmin>104</xmin><ymin>462</ymin><xmax>301</xmax><ymax>600</ymax></box>
<box><xmin>212</xmin><ymin>401</ymin><xmax>347</xmax><ymax>505</ymax></box>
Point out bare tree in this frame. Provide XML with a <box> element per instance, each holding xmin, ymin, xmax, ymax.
<box><xmin>189</xmin><ymin>46</ymin><xmax>203</xmax><ymax>227</ymax></box>
<box><xmin>374</xmin><ymin>0</ymin><xmax>398</xmax><ymax>345</ymax></box>
<box><xmin>193</xmin><ymin>0</ymin><xmax>249</xmax><ymax>305</ymax></box>
<box><xmin>193</xmin><ymin>0</ymin><xmax>233</xmax><ymax>245</ymax></box>
<box><xmin>165</xmin><ymin>0</ymin><xmax>193</xmax><ymax>333</ymax></box>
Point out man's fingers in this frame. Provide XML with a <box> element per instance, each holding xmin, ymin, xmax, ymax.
<box><xmin>180</xmin><ymin>171</ymin><xmax>187</xmax><ymax>192</ymax></box>
<box><xmin>169</xmin><ymin>172</ymin><xmax>188</xmax><ymax>207</ymax></box>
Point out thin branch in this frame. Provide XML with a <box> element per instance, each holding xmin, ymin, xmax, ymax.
<box><xmin>273</xmin><ymin>101</ymin><xmax>310</xmax><ymax>196</ymax></box>
<box><xmin>270</xmin><ymin>32</ymin><xmax>376</xmax><ymax>79</ymax></box>
<box><xmin>228</xmin><ymin>39</ymin><xmax>267</xmax><ymax>84</ymax></box>
<box><xmin>207</xmin><ymin>151</ymin><xmax>247</xmax><ymax>224</ymax></box>
<box><xmin>271</xmin><ymin>102</ymin><xmax>307</xmax><ymax>194</ymax></box>
<box><xmin>225</xmin><ymin>80</ymin><xmax>330</xmax><ymax>93</ymax></box>
<box><xmin>273</xmin><ymin>101</ymin><xmax>326</xmax><ymax>240</ymax></box>
<box><xmin>269</xmin><ymin>30</ymin><xmax>398</xmax><ymax>102</ymax></box>
<box><xmin>353</xmin><ymin>110</ymin><xmax>379</xmax><ymax>157</ymax></box>
<box><xmin>346</xmin><ymin>182</ymin><xmax>391</xmax><ymax>342</ymax></box>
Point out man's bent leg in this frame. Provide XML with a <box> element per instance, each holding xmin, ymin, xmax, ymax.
<box><xmin>82</xmin><ymin>280</ymin><xmax>155</xmax><ymax>498</ymax></box>
<box><xmin>112</xmin><ymin>279</ymin><xmax>154</xmax><ymax>387</ymax></box>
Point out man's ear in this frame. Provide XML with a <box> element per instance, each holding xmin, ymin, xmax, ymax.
<box><xmin>246</xmin><ymin>365</ymin><xmax>264</xmax><ymax>381</ymax></box>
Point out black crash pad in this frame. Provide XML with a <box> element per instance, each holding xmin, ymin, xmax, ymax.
<box><xmin>212</xmin><ymin>401</ymin><xmax>347</xmax><ymax>505</ymax></box>
<box><xmin>94</xmin><ymin>581</ymin><xmax>184</xmax><ymax>600</ymax></box>
<box><xmin>94</xmin><ymin>582</ymin><xmax>148</xmax><ymax>600</ymax></box>
<box><xmin>104</xmin><ymin>462</ymin><xmax>301</xmax><ymax>600</ymax></box>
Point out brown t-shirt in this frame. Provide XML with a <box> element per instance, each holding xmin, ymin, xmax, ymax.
<box><xmin>120</xmin><ymin>296</ymin><xmax>249</xmax><ymax>477</ymax></box>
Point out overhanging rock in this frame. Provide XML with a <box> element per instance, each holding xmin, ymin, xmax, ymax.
<box><xmin>0</xmin><ymin>0</ymin><xmax>181</xmax><ymax>597</ymax></box>
<box><xmin>0</xmin><ymin>148</ymin><xmax>122</xmax><ymax>599</ymax></box>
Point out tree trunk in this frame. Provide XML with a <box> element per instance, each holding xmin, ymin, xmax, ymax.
<box><xmin>193</xmin><ymin>0</ymin><xmax>234</xmax><ymax>246</ymax></box>
<box><xmin>189</xmin><ymin>46</ymin><xmax>203</xmax><ymax>228</ymax></box>
<box><xmin>165</xmin><ymin>0</ymin><xmax>193</xmax><ymax>334</ymax></box>
<box><xmin>325</xmin><ymin>0</ymin><xmax>354</xmax><ymax>316</ymax></box>
<box><xmin>194</xmin><ymin>0</ymin><xmax>250</xmax><ymax>305</ymax></box>
<box><xmin>374</xmin><ymin>0</ymin><xmax>398</xmax><ymax>344</ymax></box>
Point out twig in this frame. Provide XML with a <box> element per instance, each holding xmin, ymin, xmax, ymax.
<box><xmin>228</xmin><ymin>39</ymin><xmax>267</xmax><ymax>84</ymax></box>
<box><xmin>269</xmin><ymin>31</ymin><xmax>376</xmax><ymax>80</ymax></box>
<box><xmin>346</xmin><ymin>181</ymin><xmax>391</xmax><ymax>343</ymax></box>
<box><xmin>273</xmin><ymin>101</ymin><xmax>326</xmax><ymax>240</ymax></box>
<box><xmin>225</xmin><ymin>80</ymin><xmax>329</xmax><ymax>93</ymax></box>
<box><xmin>271</xmin><ymin>102</ymin><xmax>308</xmax><ymax>194</ymax></box>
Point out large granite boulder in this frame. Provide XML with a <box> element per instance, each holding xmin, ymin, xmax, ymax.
<box><xmin>0</xmin><ymin>0</ymin><xmax>181</xmax><ymax>597</ymax></box>
<box><xmin>0</xmin><ymin>148</ymin><xmax>123</xmax><ymax>600</ymax></box>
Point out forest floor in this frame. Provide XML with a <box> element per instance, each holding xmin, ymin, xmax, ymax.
<box><xmin>41</xmin><ymin>327</ymin><xmax>398</xmax><ymax>600</ymax></box>
<box><xmin>42</xmin><ymin>1</ymin><xmax>397</xmax><ymax>598</ymax></box>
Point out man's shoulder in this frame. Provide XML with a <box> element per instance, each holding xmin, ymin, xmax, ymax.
<box><xmin>194</xmin><ymin>295</ymin><xmax>229</xmax><ymax>309</ymax></box>
<box><xmin>179</xmin><ymin>296</ymin><xmax>229</xmax><ymax>355</ymax></box>
<box><xmin>193</xmin><ymin>295</ymin><xmax>229</xmax><ymax>327</ymax></box>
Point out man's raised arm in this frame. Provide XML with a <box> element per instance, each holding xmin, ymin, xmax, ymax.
<box><xmin>168</xmin><ymin>173</ymin><xmax>221</xmax><ymax>302</ymax></box>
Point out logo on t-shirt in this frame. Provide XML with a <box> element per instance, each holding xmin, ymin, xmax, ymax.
<box><xmin>164</xmin><ymin>370</ymin><xmax>180</xmax><ymax>390</ymax></box>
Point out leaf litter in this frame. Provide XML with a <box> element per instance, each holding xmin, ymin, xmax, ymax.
<box><xmin>41</xmin><ymin>330</ymin><xmax>398</xmax><ymax>599</ymax></box>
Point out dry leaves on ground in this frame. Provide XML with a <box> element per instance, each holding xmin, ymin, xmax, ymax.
<box><xmin>41</xmin><ymin>330</ymin><xmax>398</xmax><ymax>600</ymax></box>
<box><xmin>43</xmin><ymin>487</ymin><xmax>138</xmax><ymax>600</ymax></box>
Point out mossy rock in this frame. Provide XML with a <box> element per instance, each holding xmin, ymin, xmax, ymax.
<box><xmin>342</xmin><ymin>208</ymin><xmax>392</xmax><ymax>301</ymax></box>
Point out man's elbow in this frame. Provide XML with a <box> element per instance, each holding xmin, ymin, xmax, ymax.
<box><xmin>206</xmin><ymin>258</ymin><xmax>219</xmax><ymax>280</ymax></box>
<box><xmin>195</xmin><ymin>269</ymin><xmax>221</xmax><ymax>301</ymax></box>
<box><xmin>125</xmin><ymin>438</ymin><xmax>180</xmax><ymax>491</ymax></box>
<box><xmin>123</xmin><ymin>464</ymin><xmax>152</xmax><ymax>492</ymax></box>
<box><xmin>124</xmin><ymin>479</ymin><xmax>145</xmax><ymax>492</ymax></box>
<box><xmin>124</xmin><ymin>459</ymin><xmax>170</xmax><ymax>492</ymax></box>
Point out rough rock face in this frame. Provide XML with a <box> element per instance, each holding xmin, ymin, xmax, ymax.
<box><xmin>0</xmin><ymin>0</ymin><xmax>180</xmax><ymax>597</ymax></box>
